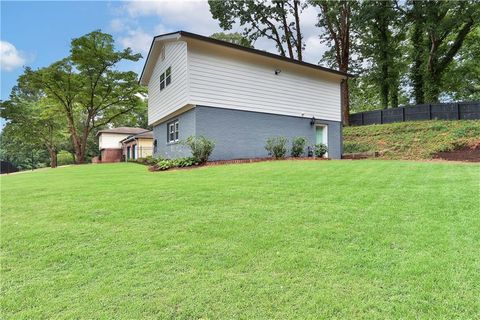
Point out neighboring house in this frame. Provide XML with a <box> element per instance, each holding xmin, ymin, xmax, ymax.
<box><xmin>139</xmin><ymin>31</ymin><xmax>351</xmax><ymax>160</ymax></box>
<box><xmin>121</xmin><ymin>131</ymin><xmax>154</xmax><ymax>160</ymax></box>
<box><xmin>96</xmin><ymin>127</ymin><xmax>150</xmax><ymax>162</ymax></box>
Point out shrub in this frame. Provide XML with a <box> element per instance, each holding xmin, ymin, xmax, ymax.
<box><xmin>314</xmin><ymin>143</ymin><xmax>328</xmax><ymax>158</ymax></box>
<box><xmin>183</xmin><ymin>136</ymin><xmax>215</xmax><ymax>164</ymax></box>
<box><xmin>136</xmin><ymin>156</ymin><xmax>156</xmax><ymax>166</ymax></box>
<box><xmin>156</xmin><ymin>159</ymin><xmax>173</xmax><ymax>171</ymax></box>
<box><xmin>291</xmin><ymin>137</ymin><xmax>307</xmax><ymax>157</ymax></box>
<box><xmin>174</xmin><ymin>157</ymin><xmax>199</xmax><ymax>167</ymax></box>
<box><xmin>57</xmin><ymin>150</ymin><xmax>75</xmax><ymax>166</ymax></box>
<box><xmin>152</xmin><ymin>157</ymin><xmax>200</xmax><ymax>171</ymax></box>
<box><xmin>265</xmin><ymin>136</ymin><xmax>288</xmax><ymax>159</ymax></box>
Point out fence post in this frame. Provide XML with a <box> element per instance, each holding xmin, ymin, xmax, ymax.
<box><xmin>380</xmin><ymin>110</ymin><xmax>383</xmax><ymax>124</ymax></box>
<box><xmin>428</xmin><ymin>104</ymin><xmax>432</xmax><ymax>120</ymax></box>
<box><xmin>456</xmin><ymin>103</ymin><xmax>460</xmax><ymax>120</ymax></box>
<box><xmin>402</xmin><ymin>107</ymin><xmax>405</xmax><ymax>122</ymax></box>
<box><xmin>361</xmin><ymin>112</ymin><xmax>364</xmax><ymax>126</ymax></box>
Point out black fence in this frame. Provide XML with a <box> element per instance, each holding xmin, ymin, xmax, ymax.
<box><xmin>1</xmin><ymin>161</ymin><xmax>19</xmax><ymax>174</ymax></box>
<box><xmin>350</xmin><ymin>101</ymin><xmax>480</xmax><ymax>126</ymax></box>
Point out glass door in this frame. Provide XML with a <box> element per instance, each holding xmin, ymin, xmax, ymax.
<box><xmin>316</xmin><ymin>125</ymin><xmax>327</xmax><ymax>145</ymax></box>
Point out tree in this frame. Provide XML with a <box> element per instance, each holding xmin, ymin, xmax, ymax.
<box><xmin>108</xmin><ymin>96</ymin><xmax>148</xmax><ymax>129</ymax></box>
<box><xmin>0</xmin><ymin>71</ymin><xmax>67</xmax><ymax>168</ymax></box>
<box><xmin>0</xmin><ymin>124</ymin><xmax>49</xmax><ymax>170</ymax></box>
<box><xmin>405</xmin><ymin>1</ymin><xmax>479</xmax><ymax>103</ymax></box>
<box><xmin>357</xmin><ymin>0</ymin><xmax>406</xmax><ymax>109</ymax></box>
<box><xmin>211</xmin><ymin>32</ymin><xmax>254</xmax><ymax>48</ymax></box>
<box><xmin>311</xmin><ymin>0</ymin><xmax>358</xmax><ymax>124</ymax></box>
<box><xmin>26</xmin><ymin>30</ymin><xmax>144</xmax><ymax>164</ymax></box>
<box><xmin>442</xmin><ymin>26</ymin><xmax>480</xmax><ymax>101</ymax></box>
<box><xmin>407</xmin><ymin>0</ymin><xmax>426</xmax><ymax>104</ymax></box>
<box><xmin>209</xmin><ymin>0</ymin><xmax>305</xmax><ymax>60</ymax></box>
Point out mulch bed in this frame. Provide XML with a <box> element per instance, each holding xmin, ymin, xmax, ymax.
<box><xmin>434</xmin><ymin>145</ymin><xmax>480</xmax><ymax>162</ymax></box>
<box><xmin>148</xmin><ymin>157</ymin><xmax>329</xmax><ymax>172</ymax></box>
<box><xmin>206</xmin><ymin>157</ymin><xmax>329</xmax><ymax>166</ymax></box>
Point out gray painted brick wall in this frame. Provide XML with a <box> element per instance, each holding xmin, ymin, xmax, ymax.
<box><xmin>153</xmin><ymin>105</ymin><xmax>342</xmax><ymax>160</ymax></box>
<box><xmin>153</xmin><ymin>108</ymin><xmax>196</xmax><ymax>159</ymax></box>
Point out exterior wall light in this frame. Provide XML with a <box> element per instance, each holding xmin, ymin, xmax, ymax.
<box><xmin>310</xmin><ymin>116</ymin><xmax>316</xmax><ymax>126</ymax></box>
<box><xmin>275</xmin><ymin>69</ymin><xmax>281</xmax><ymax>75</ymax></box>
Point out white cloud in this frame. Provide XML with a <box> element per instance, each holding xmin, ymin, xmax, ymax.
<box><xmin>125</xmin><ymin>0</ymin><xmax>220</xmax><ymax>36</ymax></box>
<box><xmin>119</xmin><ymin>28</ymin><xmax>153</xmax><ymax>54</ymax></box>
<box><xmin>109</xmin><ymin>18</ymin><xmax>126</xmax><ymax>32</ymax></box>
<box><xmin>113</xmin><ymin>0</ymin><xmax>329</xmax><ymax>65</ymax></box>
<box><xmin>0</xmin><ymin>41</ymin><xmax>27</xmax><ymax>71</ymax></box>
<box><xmin>303</xmin><ymin>35</ymin><xmax>329</xmax><ymax>64</ymax></box>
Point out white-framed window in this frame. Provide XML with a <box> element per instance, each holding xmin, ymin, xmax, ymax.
<box><xmin>160</xmin><ymin>73</ymin><xmax>165</xmax><ymax>90</ymax></box>
<box><xmin>165</xmin><ymin>67</ymin><xmax>171</xmax><ymax>86</ymax></box>
<box><xmin>160</xmin><ymin>66</ymin><xmax>172</xmax><ymax>91</ymax></box>
<box><xmin>167</xmin><ymin>120</ymin><xmax>179</xmax><ymax>143</ymax></box>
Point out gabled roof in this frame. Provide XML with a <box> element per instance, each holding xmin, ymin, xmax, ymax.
<box><xmin>139</xmin><ymin>31</ymin><xmax>353</xmax><ymax>85</ymax></box>
<box><xmin>96</xmin><ymin>127</ymin><xmax>149</xmax><ymax>136</ymax></box>
<box><xmin>120</xmin><ymin>131</ymin><xmax>153</xmax><ymax>143</ymax></box>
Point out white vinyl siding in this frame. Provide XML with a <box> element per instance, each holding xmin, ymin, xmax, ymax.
<box><xmin>148</xmin><ymin>41</ymin><xmax>188</xmax><ymax>125</ymax></box>
<box><xmin>187</xmin><ymin>46</ymin><xmax>342</xmax><ymax>122</ymax></box>
<box><xmin>98</xmin><ymin>133</ymin><xmax>131</xmax><ymax>149</ymax></box>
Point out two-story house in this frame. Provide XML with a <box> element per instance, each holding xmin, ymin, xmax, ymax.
<box><xmin>139</xmin><ymin>31</ymin><xmax>350</xmax><ymax>160</ymax></box>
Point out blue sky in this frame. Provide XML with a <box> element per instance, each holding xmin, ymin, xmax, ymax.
<box><xmin>0</xmin><ymin>0</ymin><xmax>329</xmax><ymax>134</ymax></box>
<box><xmin>1</xmin><ymin>1</ymin><xmax>159</xmax><ymax>100</ymax></box>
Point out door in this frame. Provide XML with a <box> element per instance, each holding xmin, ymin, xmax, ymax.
<box><xmin>316</xmin><ymin>125</ymin><xmax>328</xmax><ymax>145</ymax></box>
<box><xmin>127</xmin><ymin>146</ymin><xmax>131</xmax><ymax>160</ymax></box>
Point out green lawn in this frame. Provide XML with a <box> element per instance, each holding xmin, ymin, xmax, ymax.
<box><xmin>1</xmin><ymin>161</ymin><xmax>479</xmax><ymax>319</ymax></box>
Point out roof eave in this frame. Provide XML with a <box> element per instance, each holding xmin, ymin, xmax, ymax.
<box><xmin>139</xmin><ymin>32</ymin><xmax>182</xmax><ymax>85</ymax></box>
<box><xmin>139</xmin><ymin>30</ymin><xmax>355</xmax><ymax>86</ymax></box>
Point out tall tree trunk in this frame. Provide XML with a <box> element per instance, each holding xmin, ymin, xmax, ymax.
<box><xmin>341</xmin><ymin>79</ymin><xmax>350</xmax><ymax>125</ymax></box>
<box><xmin>390</xmin><ymin>85</ymin><xmax>399</xmax><ymax>108</ymax></box>
<box><xmin>379</xmin><ymin>2</ymin><xmax>389</xmax><ymax>109</ymax></box>
<box><xmin>278</xmin><ymin>2</ymin><xmax>294</xmax><ymax>59</ymax></box>
<box><xmin>411</xmin><ymin>19</ymin><xmax>425</xmax><ymax>104</ymax></box>
<box><xmin>380</xmin><ymin>62</ymin><xmax>389</xmax><ymax>109</ymax></box>
<box><xmin>46</xmin><ymin>145</ymin><xmax>57</xmax><ymax>168</ymax></box>
<box><xmin>293</xmin><ymin>0</ymin><xmax>303</xmax><ymax>61</ymax></box>
<box><xmin>75</xmin><ymin>129</ymin><xmax>90</xmax><ymax>164</ymax></box>
<box><xmin>425</xmin><ymin>38</ymin><xmax>440</xmax><ymax>103</ymax></box>
<box><xmin>64</xmin><ymin>110</ymin><xmax>85</xmax><ymax>164</ymax></box>
<box><xmin>425</xmin><ymin>72</ymin><xmax>441</xmax><ymax>103</ymax></box>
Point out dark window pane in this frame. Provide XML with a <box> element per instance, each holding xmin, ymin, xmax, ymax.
<box><xmin>160</xmin><ymin>81</ymin><xmax>165</xmax><ymax>90</ymax></box>
<box><xmin>160</xmin><ymin>73</ymin><xmax>165</xmax><ymax>81</ymax></box>
<box><xmin>166</xmin><ymin>76</ymin><xmax>171</xmax><ymax>86</ymax></box>
<box><xmin>166</xmin><ymin>67</ymin><xmax>171</xmax><ymax>76</ymax></box>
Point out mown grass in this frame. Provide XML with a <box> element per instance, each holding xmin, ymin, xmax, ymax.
<box><xmin>1</xmin><ymin>161</ymin><xmax>479</xmax><ymax>319</ymax></box>
<box><xmin>343</xmin><ymin>120</ymin><xmax>480</xmax><ymax>159</ymax></box>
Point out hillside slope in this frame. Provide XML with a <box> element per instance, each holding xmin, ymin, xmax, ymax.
<box><xmin>343</xmin><ymin>120</ymin><xmax>480</xmax><ymax>160</ymax></box>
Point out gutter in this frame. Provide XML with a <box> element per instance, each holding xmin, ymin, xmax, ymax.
<box><xmin>139</xmin><ymin>30</ymin><xmax>356</xmax><ymax>85</ymax></box>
